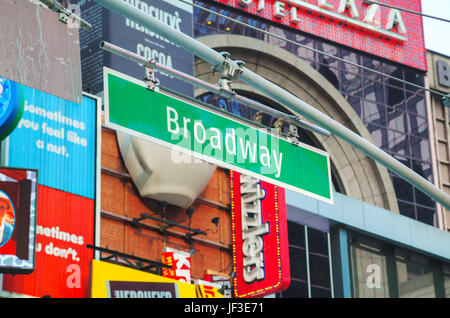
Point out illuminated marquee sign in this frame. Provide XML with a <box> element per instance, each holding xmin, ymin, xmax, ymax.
<box><xmin>212</xmin><ymin>0</ymin><xmax>427</xmax><ymax>71</ymax></box>
<box><xmin>230</xmin><ymin>171</ymin><xmax>290</xmax><ymax>298</ymax></box>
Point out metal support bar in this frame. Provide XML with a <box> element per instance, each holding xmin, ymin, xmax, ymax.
<box><xmin>143</xmin><ymin>64</ymin><xmax>160</xmax><ymax>91</ymax></box>
<box><xmin>94</xmin><ymin>0</ymin><xmax>450</xmax><ymax>210</ymax></box>
<box><xmin>132</xmin><ymin>213</ymin><xmax>207</xmax><ymax>237</ymax></box>
<box><xmin>100</xmin><ymin>41</ymin><xmax>331</xmax><ymax>137</ymax></box>
<box><xmin>86</xmin><ymin>244</ymin><xmax>171</xmax><ymax>275</ymax></box>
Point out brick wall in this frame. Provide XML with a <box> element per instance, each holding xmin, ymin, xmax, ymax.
<box><xmin>100</xmin><ymin>125</ymin><xmax>232</xmax><ymax>280</ymax></box>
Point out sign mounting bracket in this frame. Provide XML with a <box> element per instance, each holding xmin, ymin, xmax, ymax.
<box><xmin>214</xmin><ymin>51</ymin><xmax>245</xmax><ymax>98</ymax></box>
<box><xmin>143</xmin><ymin>63</ymin><xmax>160</xmax><ymax>92</ymax></box>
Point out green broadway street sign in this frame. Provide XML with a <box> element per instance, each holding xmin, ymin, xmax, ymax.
<box><xmin>104</xmin><ymin>68</ymin><xmax>333</xmax><ymax>204</ymax></box>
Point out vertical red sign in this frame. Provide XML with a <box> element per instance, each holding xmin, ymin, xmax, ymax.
<box><xmin>230</xmin><ymin>171</ymin><xmax>290</xmax><ymax>298</ymax></box>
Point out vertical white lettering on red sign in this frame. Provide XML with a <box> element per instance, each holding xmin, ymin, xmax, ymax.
<box><xmin>240</xmin><ymin>175</ymin><xmax>269</xmax><ymax>283</ymax></box>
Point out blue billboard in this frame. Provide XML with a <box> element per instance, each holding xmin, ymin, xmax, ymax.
<box><xmin>5</xmin><ymin>82</ymin><xmax>97</xmax><ymax>200</ymax></box>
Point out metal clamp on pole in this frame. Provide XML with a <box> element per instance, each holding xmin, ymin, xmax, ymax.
<box><xmin>272</xmin><ymin>118</ymin><xmax>301</xmax><ymax>145</ymax></box>
<box><xmin>443</xmin><ymin>94</ymin><xmax>450</xmax><ymax>108</ymax></box>
<box><xmin>38</xmin><ymin>0</ymin><xmax>93</xmax><ymax>31</ymax></box>
<box><xmin>287</xmin><ymin>123</ymin><xmax>300</xmax><ymax>145</ymax></box>
<box><xmin>143</xmin><ymin>63</ymin><xmax>160</xmax><ymax>92</ymax></box>
<box><xmin>214</xmin><ymin>52</ymin><xmax>245</xmax><ymax>98</ymax></box>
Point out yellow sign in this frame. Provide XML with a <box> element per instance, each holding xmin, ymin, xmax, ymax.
<box><xmin>89</xmin><ymin>260</ymin><xmax>222</xmax><ymax>298</ymax></box>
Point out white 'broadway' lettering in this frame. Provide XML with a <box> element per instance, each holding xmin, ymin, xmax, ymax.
<box><xmin>166</xmin><ymin>106</ymin><xmax>284</xmax><ymax>178</ymax></box>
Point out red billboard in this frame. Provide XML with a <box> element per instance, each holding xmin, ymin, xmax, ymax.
<box><xmin>230</xmin><ymin>171</ymin><xmax>290</xmax><ymax>298</ymax></box>
<box><xmin>212</xmin><ymin>0</ymin><xmax>427</xmax><ymax>71</ymax></box>
<box><xmin>1</xmin><ymin>186</ymin><xmax>95</xmax><ymax>297</ymax></box>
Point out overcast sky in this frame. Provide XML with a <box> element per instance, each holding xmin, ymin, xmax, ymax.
<box><xmin>422</xmin><ymin>0</ymin><xmax>450</xmax><ymax>56</ymax></box>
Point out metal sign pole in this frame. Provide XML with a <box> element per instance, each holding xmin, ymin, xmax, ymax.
<box><xmin>100</xmin><ymin>41</ymin><xmax>331</xmax><ymax>137</ymax></box>
<box><xmin>94</xmin><ymin>0</ymin><xmax>450</xmax><ymax>210</ymax></box>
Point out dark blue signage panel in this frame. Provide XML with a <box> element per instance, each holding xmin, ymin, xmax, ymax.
<box><xmin>79</xmin><ymin>0</ymin><xmax>194</xmax><ymax>97</ymax></box>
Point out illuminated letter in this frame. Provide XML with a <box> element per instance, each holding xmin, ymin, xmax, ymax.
<box><xmin>386</xmin><ymin>9</ymin><xmax>407</xmax><ymax>35</ymax></box>
<box><xmin>337</xmin><ymin>0</ymin><xmax>360</xmax><ymax>19</ymax></box>
<box><xmin>274</xmin><ymin>1</ymin><xmax>286</xmax><ymax>18</ymax></box>
<box><xmin>290</xmin><ymin>7</ymin><xmax>302</xmax><ymax>24</ymax></box>
<box><xmin>318</xmin><ymin>0</ymin><xmax>333</xmax><ymax>10</ymax></box>
<box><xmin>238</xmin><ymin>0</ymin><xmax>252</xmax><ymax>7</ymax></box>
<box><xmin>363</xmin><ymin>3</ymin><xmax>381</xmax><ymax>27</ymax></box>
<box><xmin>257</xmin><ymin>0</ymin><xmax>265</xmax><ymax>11</ymax></box>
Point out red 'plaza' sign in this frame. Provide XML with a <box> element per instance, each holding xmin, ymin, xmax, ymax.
<box><xmin>230</xmin><ymin>171</ymin><xmax>290</xmax><ymax>298</ymax></box>
<box><xmin>212</xmin><ymin>0</ymin><xmax>427</xmax><ymax>71</ymax></box>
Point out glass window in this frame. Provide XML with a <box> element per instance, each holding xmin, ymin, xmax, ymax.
<box><xmin>347</xmin><ymin>95</ymin><xmax>362</xmax><ymax>117</ymax></box>
<box><xmin>395</xmin><ymin>248</ymin><xmax>436</xmax><ymax>298</ymax></box>
<box><xmin>367</xmin><ymin>123</ymin><xmax>389</xmax><ymax>151</ymax></box>
<box><xmin>385</xmin><ymin>85</ymin><xmax>405</xmax><ymax>109</ymax></box>
<box><xmin>339</xmin><ymin>48</ymin><xmax>360</xmax><ymax>74</ymax></box>
<box><xmin>388</xmin><ymin>130</ymin><xmax>409</xmax><ymax>157</ymax></box>
<box><xmin>308</xmin><ymin>227</ymin><xmax>329</xmax><ymax>255</ymax></box>
<box><xmin>414</xmin><ymin>187</ymin><xmax>435</xmax><ymax>208</ymax></box>
<box><xmin>309</xmin><ymin>253</ymin><xmax>331</xmax><ymax>287</ymax></box>
<box><xmin>407</xmin><ymin>113</ymin><xmax>428</xmax><ymax>138</ymax></box>
<box><xmin>406</xmin><ymin>95</ymin><xmax>427</xmax><ymax>117</ymax></box>
<box><xmin>398</xmin><ymin>200</ymin><xmax>416</xmax><ymax>219</ymax></box>
<box><xmin>404</xmin><ymin>68</ymin><xmax>425</xmax><ymax>95</ymax></box>
<box><xmin>341</xmin><ymin>72</ymin><xmax>363</xmax><ymax>97</ymax></box>
<box><xmin>387</xmin><ymin>109</ymin><xmax>407</xmax><ymax>132</ymax></box>
<box><xmin>363</xmin><ymin>100</ymin><xmax>386</xmax><ymax>126</ymax></box>
<box><xmin>318</xmin><ymin>62</ymin><xmax>340</xmax><ymax>90</ymax></box>
<box><xmin>279</xmin><ymin>223</ymin><xmax>332</xmax><ymax>298</ymax></box>
<box><xmin>362</xmin><ymin>56</ymin><xmax>383</xmax><ymax>81</ymax></box>
<box><xmin>384</xmin><ymin>63</ymin><xmax>403</xmax><ymax>83</ymax></box>
<box><xmin>281</xmin><ymin>280</ymin><xmax>309</xmax><ymax>298</ymax></box>
<box><xmin>363</xmin><ymin>80</ymin><xmax>385</xmax><ymax>105</ymax></box>
<box><xmin>294</xmin><ymin>34</ymin><xmax>315</xmax><ymax>64</ymax></box>
<box><xmin>411</xmin><ymin>160</ymin><xmax>433</xmax><ymax>181</ymax></box>
<box><xmin>392</xmin><ymin>176</ymin><xmax>414</xmax><ymax>202</ymax></box>
<box><xmin>416</xmin><ymin>206</ymin><xmax>436</xmax><ymax>226</ymax></box>
<box><xmin>289</xmin><ymin>247</ymin><xmax>308</xmax><ymax>281</ymax></box>
<box><xmin>409</xmin><ymin>137</ymin><xmax>431</xmax><ymax>162</ymax></box>
<box><xmin>288</xmin><ymin>222</ymin><xmax>305</xmax><ymax>248</ymax></box>
<box><xmin>349</xmin><ymin>234</ymin><xmax>391</xmax><ymax>298</ymax></box>
<box><xmin>311</xmin><ymin>286</ymin><xmax>332</xmax><ymax>298</ymax></box>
